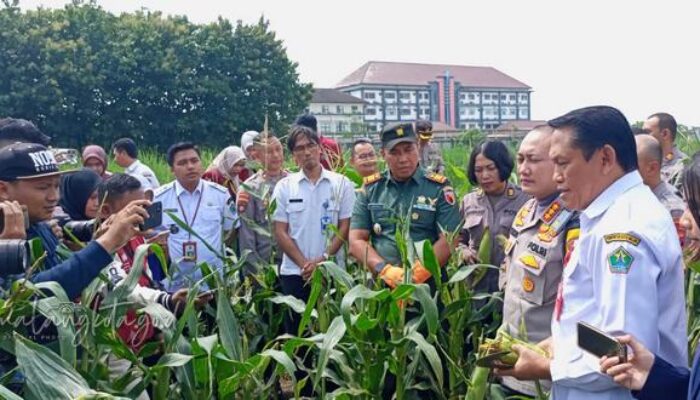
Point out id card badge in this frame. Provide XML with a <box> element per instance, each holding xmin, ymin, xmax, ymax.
<box><xmin>183</xmin><ymin>241</ymin><xmax>197</xmax><ymax>262</ymax></box>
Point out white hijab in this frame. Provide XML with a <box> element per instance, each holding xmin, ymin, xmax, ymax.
<box><xmin>211</xmin><ymin>146</ymin><xmax>246</xmax><ymax>181</ymax></box>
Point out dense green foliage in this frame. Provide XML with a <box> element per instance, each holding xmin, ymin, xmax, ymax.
<box><xmin>0</xmin><ymin>1</ymin><xmax>312</xmax><ymax>149</ymax></box>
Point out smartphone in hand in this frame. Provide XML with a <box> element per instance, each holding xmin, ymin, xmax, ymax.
<box><xmin>577</xmin><ymin>321</ymin><xmax>627</xmax><ymax>362</ymax></box>
<box><xmin>139</xmin><ymin>201</ymin><xmax>163</xmax><ymax>232</ymax></box>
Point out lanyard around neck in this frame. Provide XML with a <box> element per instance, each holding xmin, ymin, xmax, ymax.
<box><xmin>176</xmin><ymin>186</ymin><xmax>204</xmax><ymax>239</ymax></box>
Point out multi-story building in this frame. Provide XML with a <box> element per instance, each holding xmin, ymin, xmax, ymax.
<box><xmin>308</xmin><ymin>88</ymin><xmax>367</xmax><ymax>136</ymax></box>
<box><xmin>335</xmin><ymin>61</ymin><xmax>531</xmax><ymax>132</ymax></box>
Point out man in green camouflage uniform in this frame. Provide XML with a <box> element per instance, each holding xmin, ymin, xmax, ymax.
<box><xmin>349</xmin><ymin>122</ymin><xmax>461</xmax><ymax>287</ymax></box>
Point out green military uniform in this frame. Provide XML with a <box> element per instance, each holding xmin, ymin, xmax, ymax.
<box><xmin>351</xmin><ymin>167</ymin><xmax>461</xmax><ymax>265</ymax></box>
<box><xmin>351</xmin><ymin>122</ymin><xmax>461</xmax><ymax>268</ymax></box>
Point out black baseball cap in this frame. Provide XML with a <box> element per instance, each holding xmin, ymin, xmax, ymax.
<box><xmin>380</xmin><ymin>122</ymin><xmax>417</xmax><ymax>150</ymax></box>
<box><xmin>0</xmin><ymin>142</ymin><xmax>64</xmax><ymax>181</ymax></box>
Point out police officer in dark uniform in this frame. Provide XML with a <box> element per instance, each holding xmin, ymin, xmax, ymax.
<box><xmin>349</xmin><ymin>122</ymin><xmax>461</xmax><ymax>288</ymax></box>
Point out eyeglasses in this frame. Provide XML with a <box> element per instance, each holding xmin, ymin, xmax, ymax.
<box><xmin>355</xmin><ymin>152</ymin><xmax>376</xmax><ymax>161</ymax></box>
<box><xmin>292</xmin><ymin>142</ymin><xmax>319</xmax><ymax>154</ymax></box>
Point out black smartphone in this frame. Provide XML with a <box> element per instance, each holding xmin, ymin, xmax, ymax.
<box><xmin>139</xmin><ymin>201</ymin><xmax>163</xmax><ymax>231</ymax></box>
<box><xmin>577</xmin><ymin>321</ymin><xmax>627</xmax><ymax>362</ymax></box>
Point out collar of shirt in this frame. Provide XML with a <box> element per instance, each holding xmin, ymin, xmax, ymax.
<box><xmin>295</xmin><ymin>167</ymin><xmax>331</xmax><ymax>184</ymax></box>
<box><xmin>175</xmin><ymin>179</ymin><xmax>204</xmax><ymax>197</ymax></box>
<box><xmin>125</xmin><ymin>159</ymin><xmax>141</xmax><ymax>174</ymax></box>
<box><xmin>582</xmin><ymin>171</ymin><xmax>642</xmax><ymax>220</ymax></box>
<box><xmin>386</xmin><ymin>166</ymin><xmax>423</xmax><ymax>187</ymax></box>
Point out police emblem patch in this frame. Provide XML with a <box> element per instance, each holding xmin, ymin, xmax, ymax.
<box><xmin>522</xmin><ymin>276</ymin><xmax>535</xmax><ymax>292</ymax></box>
<box><xmin>608</xmin><ymin>246</ymin><xmax>634</xmax><ymax>274</ymax></box>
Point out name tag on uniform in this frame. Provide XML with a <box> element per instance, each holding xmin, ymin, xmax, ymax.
<box><xmin>289</xmin><ymin>198</ymin><xmax>303</xmax><ymax>203</ymax></box>
<box><xmin>183</xmin><ymin>241</ymin><xmax>197</xmax><ymax>262</ymax></box>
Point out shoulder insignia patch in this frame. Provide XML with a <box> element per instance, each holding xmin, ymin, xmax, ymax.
<box><xmin>443</xmin><ymin>186</ymin><xmax>456</xmax><ymax>205</ymax></box>
<box><xmin>153</xmin><ymin>183</ymin><xmax>173</xmax><ymax>198</ymax></box>
<box><xmin>363</xmin><ymin>173</ymin><xmax>382</xmax><ymax>186</ymax></box>
<box><xmin>604</xmin><ymin>233</ymin><xmax>641</xmax><ymax>246</ymax></box>
<box><xmin>426</xmin><ymin>172</ymin><xmax>447</xmax><ymax>184</ymax></box>
<box><xmin>608</xmin><ymin>246</ymin><xmax>634</xmax><ymax>274</ymax></box>
<box><xmin>476</xmin><ymin>187</ymin><xmax>484</xmax><ymax>197</ymax></box>
<box><xmin>541</xmin><ymin>200</ymin><xmax>563</xmax><ymax>224</ymax></box>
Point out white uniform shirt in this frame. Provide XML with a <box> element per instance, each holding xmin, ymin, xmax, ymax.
<box><xmin>550</xmin><ymin>171</ymin><xmax>687</xmax><ymax>399</ymax></box>
<box><xmin>154</xmin><ymin>179</ymin><xmax>235</xmax><ymax>290</ymax></box>
<box><xmin>272</xmin><ymin>168</ymin><xmax>355</xmax><ymax>276</ymax></box>
<box><xmin>125</xmin><ymin>159</ymin><xmax>160</xmax><ymax>192</ymax></box>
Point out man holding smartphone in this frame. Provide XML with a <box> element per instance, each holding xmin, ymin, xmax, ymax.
<box><xmin>0</xmin><ymin>142</ymin><xmax>147</xmax><ymax>299</ymax></box>
<box><xmin>495</xmin><ymin>107</ymin><xmax>687</xmax><ymax>400</ymax></box>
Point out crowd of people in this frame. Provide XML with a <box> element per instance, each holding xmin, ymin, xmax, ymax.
<box><xmin>0</xmin><ymin>106</ymin><xmax>698</xmax><ymax>399</ymax></box>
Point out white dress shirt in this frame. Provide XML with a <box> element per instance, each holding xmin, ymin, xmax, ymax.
<box><xmin>550</xmin><ymin>171</ymin><xmax>687</xmax><ymax>399</ymax></box>
<box><xmin>154</xmin><ymin>179</ymin><xmax>235</xmax><ymax>290</ymax></box>
<box><xmin>272</xmin><ymin>168</ymin><xmax>355</xmax><ymax>276</ymax></box>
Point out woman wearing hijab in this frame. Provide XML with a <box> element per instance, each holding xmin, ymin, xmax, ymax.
<box><xmin>202</xmin><ymin>146</ymin><xmax>247</xmax><ymax>200</ymax></box>
<box><xmin>82</xmin><ymin>145</ymin><xmax>113</xmax><ymax>180</ymax></box>
<box><xmin>59</xmin><ymin>168</ymin><xmax>102</xmax><ymax>222</ymax></box>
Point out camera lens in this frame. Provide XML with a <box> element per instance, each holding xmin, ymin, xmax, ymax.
<box><xmin>63</xmin><ymin>220</ymin><xmax>95</xmax><ymax>242</ymax></box>
<box><xmin>0</xmin><ymin>239</ymin><xmax>29</xmax><ymax>277</ymax></box>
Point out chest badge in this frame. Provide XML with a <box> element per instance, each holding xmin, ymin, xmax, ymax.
<box><xmin>522</xmin><ymin>276</ymin><xmax>535</xmax><ymax>292</ymax></box>
<box><xmin>519</xmin><ymin>254</ymin><xmax>540</xmax><ymax>270</ymax></box>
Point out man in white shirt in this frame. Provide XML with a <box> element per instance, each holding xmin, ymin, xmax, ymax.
<box><xmin>154</xmin><ymin>142</ymin><xmax>236</xmax><ymax>291</ymax></box>
<box><xmin>112</xmin><ymin>137</ymin><xmax>160</xmax><ymax>192</ymax></box>
<box><xmin>272</xmin><ymin>125</ymin><xmax>355</xmax><ymax>334</ymax></box>
<box><xmin>495</xmin><ymin>106</ymin><xmax>687</xmax><ymax>400</ymax></box>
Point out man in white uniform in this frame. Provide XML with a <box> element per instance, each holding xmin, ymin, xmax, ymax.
<box><xmin>272</xmin><ymin>125</ymin><xmax>355</xmax><ymax>333</ymax></box>
<box><xmin>154</xmin><ymin>142</ymin><xmax>236</xmax><ymax>291</ymax></box>
<box><xmin>112</xmin><ymin>137</ymin><xmax>160</xmax><ymax>192</ymax></box>
<box><xmin>495</xmin><ymin>106</ymin><xmax>687</xmax><ymax>400</ymax></box>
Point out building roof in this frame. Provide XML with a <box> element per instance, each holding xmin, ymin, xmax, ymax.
<box><xmin>311</xmin><ymin>88</ymin><xmax>366</xmax><ymax>104</ymax></box>
<box><xmin>336</xmin><ymin>61</ymin><xmax>531</xmax><ymax>90</ymax></box>
<box><xmin>494</xmin><ymin>120</ymin><xmax>548</xmax><ymax>132</ymax></box>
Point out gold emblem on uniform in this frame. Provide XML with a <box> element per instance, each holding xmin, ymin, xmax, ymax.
<box><xmin>373</xmin><ymin>223</ymin><xmax>382</xmax><ymax>235</ymax></box>
<box><xmin>522</xmin><ymin>276</ymin><xmax>535</xmax><ymax>292</ymax></box>
<box><xmin>506</xmin><ymin>187</ymin><xmax>515</xmax><ymax>198</ymax></box>
<box><xmin>396</xmin><ymin>127</ymin><xmax>404</xmax><ymax>137</ymax></box>
<box><xmin>519</xmin><ymin>254</ymin><xmax>540</xmax><ymax>270</ymax></box>
<box><xmin>417</xmin><ymin>195</ymin><xmax>427</xmax><ymax>204</ymax></box>
<box><xmin>412</xmin><ymin>212</ymin><xmax>419</xmax><ymax>220</ymax></box>
<box><xmin>514</xmin><ymin>206</ymin><xmax>529</xmax><ymax>227</ymax></box>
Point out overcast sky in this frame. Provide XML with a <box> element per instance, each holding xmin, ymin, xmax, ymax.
<box><xmin>18</xmin><ymin>0</ymin><xmax>700</xmax><ymax>125</ymax></box>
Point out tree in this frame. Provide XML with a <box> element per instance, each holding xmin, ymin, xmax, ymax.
<box><xmin>0</xmin><ymin>3</ymin><xmax>311</xmax><ymax>149</ymax></box>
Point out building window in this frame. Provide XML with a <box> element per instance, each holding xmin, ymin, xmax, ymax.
<box><xmin>336</xmin><ymin>105</ymin><xmax>343</xmax><ymax>114</ymax></box>
<box><xmin>366</xmin><ymin>107</ymin><xmax>375</xmax><ymax>115</ymax></box>
<box><xmin>351</xmin><ymin>105</ymin><xmax>359</xmax><ymax>113</ymax></box>
<box><xmin>320</xmin><ymin>122</ymin><xmax>331</xmax><ymax>133</ymax></box>
<box><xmin>364</xmin><ymin>92</ymin><xmax>376</xmax><ymax>100</ymax></box>
<box><xmin>419</xmin><ymin>91</ymin><xmax>429</xmax><ymax>101</ymax></box>
<box><xmin>337</xmin><ymin>122</ymin><xmax>346</xmax><ymax>132</ymax></box>
<box><xmin>468</xmin><ymin>93</ymin><xmax>476</xmax><ymax>101</ymax></box>
<box><xmin>519</xmin><ymin>93</ymin><xmax>528</xmax><ymax>103</ymax></box>
<box><xmin>500</xmin><ymin>94</ymin><xmax>507</xmax><ymax>101</ymax></box>
<box><xmin>321</xmin><ymin>105</ymin><xmax>329</xmax><ymax>114</ymax></box>
<box><xmin>386</xmin><ymin>106</ymin><xmax>397</xmax><ymax>117</ymax></box>
<box><xmin>420</xmin><ymin>107</ymin><xmax>430</xmax><ymax>116</ymax></box>
<box><xmin>399</xmin><ymin>92</ymin><xmax>411</xmax><ymax>100</ymax></box>
<box><xmin>400</xmin><ymin>107</ymin><xmax>411</xmax><ymax>116</ymax></box>
<box><xmin>508</xmin><ymin>94</ymin><xmax>516</xmax><ymax>102</ymax></box>
<box><xmin>519</xmin><ymin>108</ymin><xmax>529</xmax><ymax>119</ymax></box>
<box><xmin>384</xmin><ymin>92</ymin><xmax>396</xmax><ymax>99</ymax></box>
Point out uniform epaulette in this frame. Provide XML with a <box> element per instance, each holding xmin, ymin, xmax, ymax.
<box><xmin>363</xmin><ymin>172</ymin><xmax>382</xmax><ymax>186</ymax></box>
<box><xmin>205</xmin><ymin>180</ymin><xmax>229</xmax><ymax>194</ymax></box>
<box><xmin>153</xmin><ymin>183</ymin><xmax>173</xmax><ymax>198</ymax></box>
<box><xmin>425</xmin><ymin>172</ymin><xmax>448</xmax><ymax>184</ymax></box>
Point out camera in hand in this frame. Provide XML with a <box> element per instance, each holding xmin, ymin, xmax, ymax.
<box><xmin>63</xmin><ymin>219</ymin><xmax>96</xmax><ymax>242</ymax></box>
<box><xmin>0</xmin><ymin>239</ymin><xmax>30</xmax><ymax>277</ymax></box>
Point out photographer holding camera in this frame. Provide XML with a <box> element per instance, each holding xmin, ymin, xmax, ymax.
<box><xmin>0</xmin><ymin>142</ymin><xmax>147</xmax><ymax>299</ymax></box>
